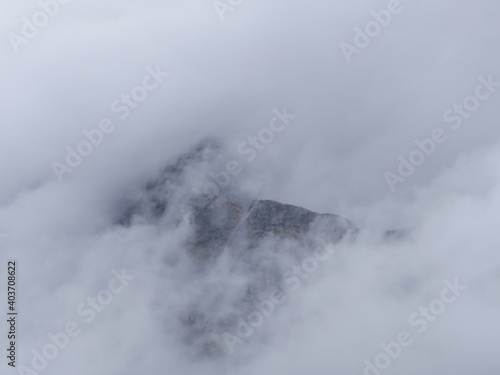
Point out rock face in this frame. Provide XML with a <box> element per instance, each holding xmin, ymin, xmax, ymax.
<box><xmin>246</xmin><ymin>199</ymin><xmax>357</xmax><ymax>245</ymax></box>
<box><xmin>118</xmin><ymin>140</ymin><xmax>359</xmax><ymax>356</ymax></box>
<box><xmin>185</xmin><ymin>196</ymin><xmax>358</xmax><ymax>261</ymax></box>
<box><xmin>119</xmin><ymin>140</ymin><xmax>358</xmax><ymax>259</ymax></box>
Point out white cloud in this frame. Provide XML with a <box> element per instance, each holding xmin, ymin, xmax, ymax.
<box><xmin>1</xmin><ymin>0</ymin><xmax>500</xmax><ymax>374</ymax></box>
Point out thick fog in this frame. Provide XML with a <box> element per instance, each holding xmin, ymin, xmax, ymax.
<box><xmin>1</xmin><ymin>0</ymin><xmax>499</xmax><ymax>374</ymax></box>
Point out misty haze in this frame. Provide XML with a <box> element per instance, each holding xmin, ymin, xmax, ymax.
<box><xmin>1</xmin><ymin>1</ymin><xmax>500</xmax><ymax>375</ymax></box>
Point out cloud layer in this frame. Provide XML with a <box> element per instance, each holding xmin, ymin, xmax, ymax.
<box><xmin>1</xmin><ymin>0</ymin><xmax>500</xmax><ymax>374</ymax></box>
